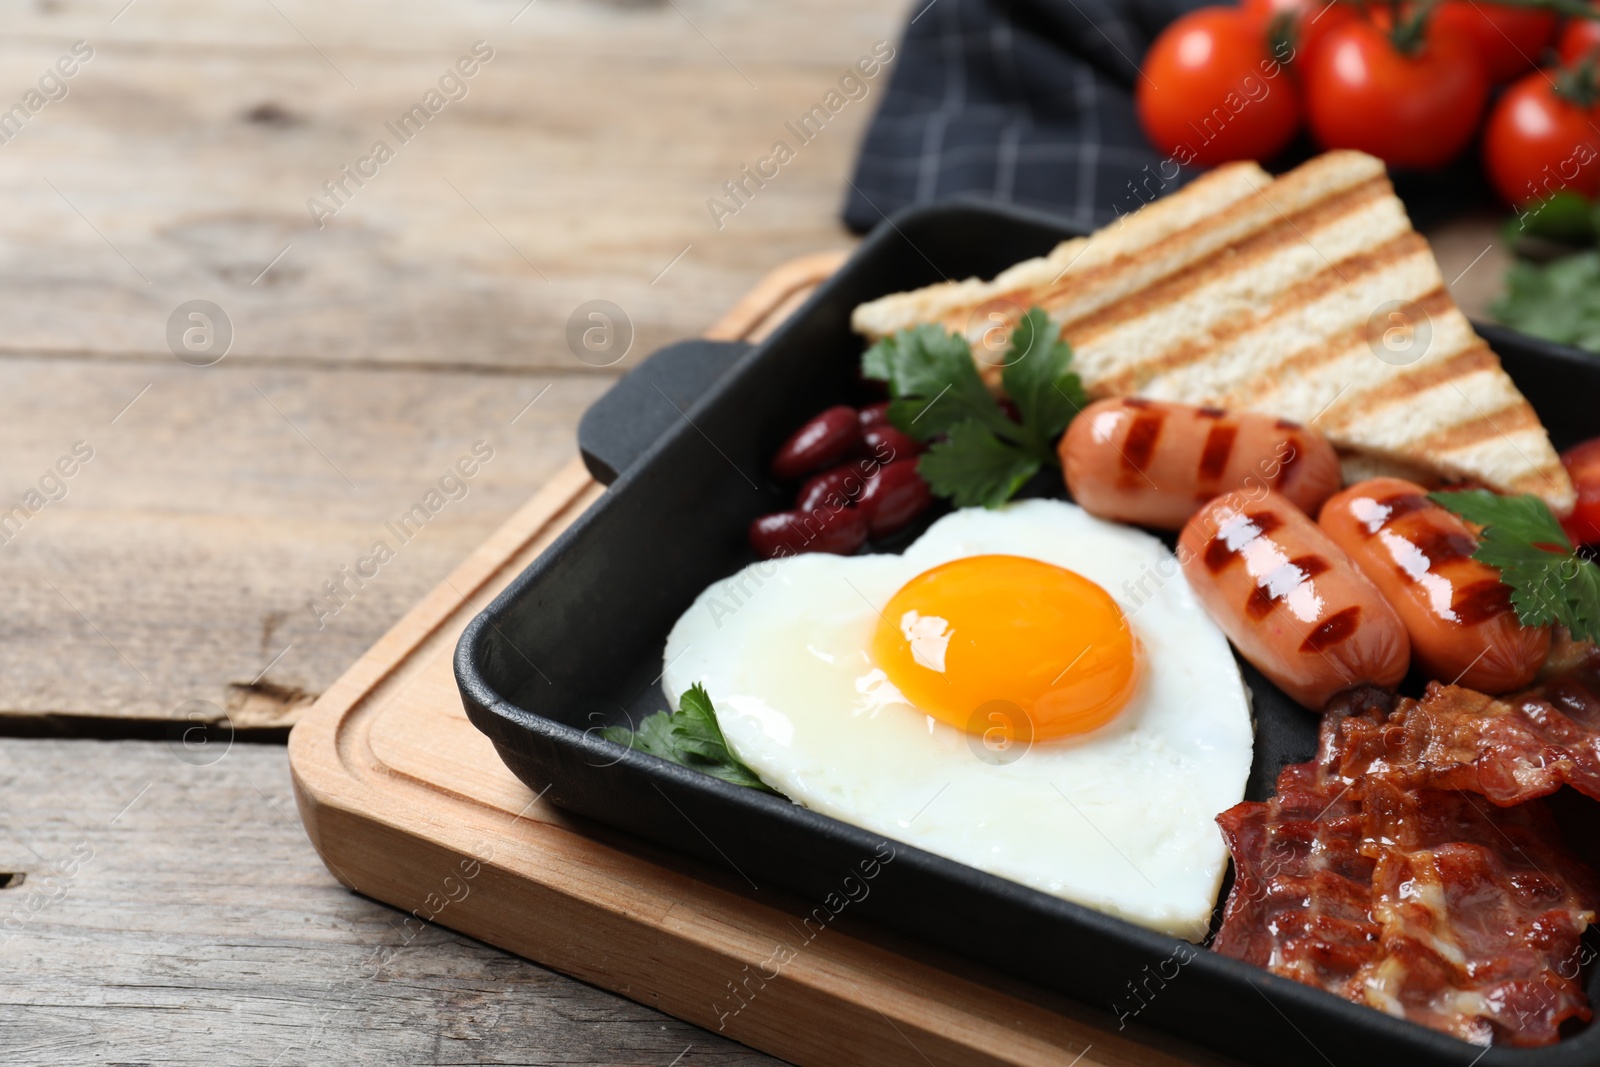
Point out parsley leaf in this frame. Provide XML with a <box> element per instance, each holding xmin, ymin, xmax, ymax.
<box><xmin>1429</xmin><ymin>490</ymin><xmax>1572</xmax><ymax>548</ymax></box>
<box><xmin>918</xmin><ymin>420</ymin><xmax>1042</xmax><ymax>508</ymax></box>
<box><xmin>864</xmin><ymin>324</ymin><xmax>1019</xmax><ymax>442</ymax></box>
<box><xmin>602</xmin><ymin>684</ymin><xmax>777</xmax><ymax>793</ymax></box>
<box><xmin>860</xmin><ymin>308</ymin><xmax>1085</xmax><ymax>508</ymax></box>
<box><xmin>1492</xmin><ymin>250</ymin><xmax>1600</xmax><ymax>354</ymax></box>
<box><xmin>1430</xmin><ymin>490</ymin><xmax>1600</xmax><ymax>643</ymax></box>
<box><xmin>1001</xmin><ymin>307</ymin><xmax>1088</xmax><ymax>458</ymax></box>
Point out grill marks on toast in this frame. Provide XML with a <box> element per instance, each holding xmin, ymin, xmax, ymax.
<box><xmin>1337</xmin><ymin>345</ymin><xmax>1501</xmax><ymax>428</ymax></box>
<box><xmin>1089</xmin><ymin>229</ymin><xmax>1428</xmax><ymax>399</ymax></box>
<box><xmin>1051</xmin><ymin>176</ymin><xmax>1396</xmax><ymax>346</ymax></box>
<box><xmin>862</xmin><ymin>162</ymin><xmax>1279</xmax><ymax>350</ymax></box>
<box><xmin>850</xmin><ymin>150</ymin><xmax>1575</xmax><ymax>511</ymax></box>
<box><xmin>1009</xmin><ymin>167</ymin><xmax>1392</xmax><ymax>348</ymax></box>
<box><xmin>1419</xmin><ymin>398</ymin><xmax>1543</xmax><ymax>454</ymax></box>
<box><xmin>1271</xmin><ymin>287</ymin><xmax>1456</xmax><ymax>384</ymax></box>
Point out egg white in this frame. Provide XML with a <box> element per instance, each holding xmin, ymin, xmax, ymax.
<box><xmin>662</xmin><ymin>499</ymin><xmax>1253</xmax><ymax>939</ymax></box>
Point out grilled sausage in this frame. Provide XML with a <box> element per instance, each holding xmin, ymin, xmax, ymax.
<box><xmin>1318</xmin><ymin>477</ymin><xmax>1551</xmax><ymax>693</ymax></box>
<box><xmin>1062</xmin><ymin>398</ymin><xmax>1342</xmax><ymax>530</ymax></box>
<box><xmin>1179</xmin><ymin>490</ymin><xmax>1410</xmax><ymax>710</ymax></box>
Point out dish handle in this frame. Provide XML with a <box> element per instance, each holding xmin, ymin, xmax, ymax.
<box><xmin>577</xmin><ymin>339</ymin><xmax>754</xmax><ymax>484</ymax></box>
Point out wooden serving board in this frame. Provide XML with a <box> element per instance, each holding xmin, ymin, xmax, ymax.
<box><xmin>287</xmin><ymin>254</ymin><xmax>1233</xmax><ymax>1067</ymax></box>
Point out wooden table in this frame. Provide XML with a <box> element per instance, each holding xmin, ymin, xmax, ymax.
<box><xmin>0</xmin><ymin>0</ymin><xmax>1508</xmax><ymax>1061</ymax></box>
<box><xmin>0</xmin><ymin>0</ymin><xmax>900</xmax><ymax>1061</ymax></box>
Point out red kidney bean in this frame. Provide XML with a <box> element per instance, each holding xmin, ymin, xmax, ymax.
<box><xmin>771</xmin><ymin>406</ymin><xmax>862</xmax><ymax>482</ymax></box>
<box><xmin>863</xmin><ymin>425</ymin><xmax>923</xmax><ymax>463</ymax></box>
<box><xmin>748</xmin><ymin>506</ymin><xmax>869</xmax><ymax>559</ymax></box>
<box><xmin>858</xmin><ymin>459</ymin><xmax>933</xmax><ymax>537</ymax></box>
<box><xmin>858</xmin><ymin>402</ymin><xmax>892</xmax><ymax>430</ymax></box>
<box><xmin>796</xmin><ymin>459</ymin><xmax>874</xmax><ymax>512</ymax></box>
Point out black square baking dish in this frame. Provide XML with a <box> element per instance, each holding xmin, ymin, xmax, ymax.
<box><xmin>455</xmin><ymin>199</ymin><xmax>1600</xmax><ymax>1066</ymax></box>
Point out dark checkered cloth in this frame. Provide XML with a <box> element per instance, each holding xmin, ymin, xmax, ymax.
<box><xmin>843</xmin><ymin>0</ymin><xmax>1209</xmax><ymax>234</ymax></box>
<box><xmin>842</xmin><ymin>0</ymin><xmax>1480</xmax><ymax>234</ymax></box>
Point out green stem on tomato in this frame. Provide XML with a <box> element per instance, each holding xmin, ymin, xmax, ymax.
<box><xmin>1388</xmin><ymin>0</ymin><xmax>1437</xmax><ymax>56</ymax></box>
<box><xmin>1265</xmin><ymin>10</ymin><xmax>1297</xmax><ymax>60</ymax></box>
<box><xmin>1556</xmin><ymin>54</ymin><xmax>1600</xmax><ymax>107</ymax></box>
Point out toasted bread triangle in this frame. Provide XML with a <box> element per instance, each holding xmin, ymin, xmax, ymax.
<box><xmin>852</xmin><ymin>151</ymin><xmax>1574</xmax><ymax>513</ymax></box>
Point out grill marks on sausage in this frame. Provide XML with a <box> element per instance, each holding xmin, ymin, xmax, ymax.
<box><xmin>1453</xmin><ymin>580</ymin><xmax>1515</xmax><ymax>625</ymax></box>
<box><xmin>1204</xmin><ymin>536</ymin><xmax>1235</xmax><ymax>572</ymax></box>
<box><xmin>1199</xmin><ymin>424</ymin><xmax>1238</xmax><ymax>482</ymax></box>
<box><xmin>1362</xmin><ymin>495</ymin><xmax>1517</xmax><ymax>617</ymax></box>
<box><xmin>1246</xmin><ymin>554</ymin><xmax>1331</xmax><ymax>619</ymax></box>
<box><xmin>1301</xmin><ymin>606</ymin><xmax>1362</xmax><ymax>653</ymax></box>
<box><xmin>1370</xmin><ymin>492</ymin><xmax>1433</xmax><ymax>529</ymax></box>
<box><xmin>1272</xmin><ymin>438</ymin><xmax>1302</xmax><ymax>489</ymax></box>
<box><xmin>1290</xmin><ymin>554</ymin><xmax>1331</xmax><ymax>580</ymax></box>
<box><xmin>1203</xmin><ymin>510</ymin><xmax>1284</xmax><ymax>573</ymax></box>
<box><xmin>1122</xmin><ymin>411</ymin><xmax>1165</xmax><ymax>474</ymax></box>
<box><xmin>1244</xmin><ymin>586</ymin><xmax>1275</xmax><ymax>619</ymax></box>
<box><xmin>1112</xmin><ymin>399</ymin><xmax>1317</xmax><ymax>503</ymax></box>
<box><xmin>1249</xmin><ymin>511</ymin><xmax>1283</xmax><ymax>536</ymax></box>
<box><xmin>1205</xmin><ymin>508</ymin><xmax>1349</xmax><ymax>643</ymax></box>
<box><xmin>1408</xmin><ymin>528</ymin><xmax>1477</xmax><ymax>570</ymax></box>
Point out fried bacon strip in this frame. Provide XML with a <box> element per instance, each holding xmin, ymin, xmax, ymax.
<box><xmin>1216</xmin><ymin>690</ymin><xmax>1600</xmax><ymax>1047</ymax></box>
<box><xmin>1213</xmin><ymin>757</ymin><xmax>1378</xmax><ymax>994</ymax></box>
<box><xmin>1347</xmin><ymin>643</ymin><xmax>1600</xmax><ymax>806</ymax></box>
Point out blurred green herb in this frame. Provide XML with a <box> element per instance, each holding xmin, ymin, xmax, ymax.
<box><xmin>1503</xmin><ymin>190</ymin><xmax>1600</xmax><ymax>246</ymax></box>
<box><xmin>1493</xmin><ymin>250</ymin><xmax>1600</xmax><ymax>353</ymax></box>
<box><xmin>1495</xmin><ymin>189</ymin><xmax>1600</xmax><ymax>354</ymax></box>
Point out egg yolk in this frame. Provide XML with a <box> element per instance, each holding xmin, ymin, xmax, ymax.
<box><xmin>871</xmin><ymin>555</ymin><xmax>1140</xmax><ymax>742</ymax></box>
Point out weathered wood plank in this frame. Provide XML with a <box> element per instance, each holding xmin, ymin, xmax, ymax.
<box><xmin>0</xmin><ymin>246</ymin><xmax>846</xmax><ymax>729</ymax></box>
<box><xmin>0</xmin><ymin>358</ymin><xmax>610</xmax><ymax>725</ymax></box>
<box><xmin>0</xmin><ymin>736</ymin><xmax>780</xmax><ymax>1065</ymax></box>
<box><xmin>0</xmin><ymin>0</ymin><xmax>899</xmax><ymax>727</ymax></box>
<box><xmin>0</xmin><ymin>0</ymin><xmax>906</xmax><ymax>370</ymax></box>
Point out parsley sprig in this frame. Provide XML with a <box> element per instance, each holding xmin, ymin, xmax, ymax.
<box><xmin>861</xmin><ymin>307</ymin><xmax>1087</xmax><ymax>508</ymax></box>
<box><xmin>1493</xmin><ymin>249</ymin><xmax>1600</xmax><ymax>353</ymax></box>
<box><xmin>602</xmin><ymin>683</ymin><xmax>776</xmax><ymax>793</ymax></box>
<box><xmin>1430</xmin><ymin>490</ymin><xmax>1600</xmax><ymax>643</ymax></box>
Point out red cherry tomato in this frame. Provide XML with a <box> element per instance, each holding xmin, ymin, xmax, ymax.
<box><xmin>1558</xmin><ymin>8</ymin><xmax>1600</xmax><ymax>66</ymax></box>
<box><xmin>1482</xmin><ymin>71</ymin><xmax>1600</xmax><ymax>206</ymax></box>
<box><xmin>1137</xmin><ymin>6</ymin><xmax>1303</xmax><ymax>167</ymax></box>
<box><xmin>1305</xmin><ymin>19</ymin><xmax>1490</xmax><ymax>168</ymax></box>
<box><xmin>1561</xmin><ymin>437</ymin><xmax>1600</xmax><ymax>547</ymax></box>
<box><xmin>1432</xmin><ymin>1</ymin><xmax>1556</xmax><ymax>82</ymax></box>
<box><xmin>1240</xmin><ymin>0</ymin><xmax>1358</xmax><ymax>64</ymax></box>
